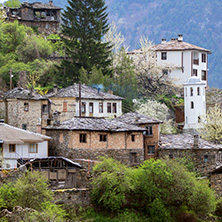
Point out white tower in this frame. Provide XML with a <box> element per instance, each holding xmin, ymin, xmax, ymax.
<box><xmin>183</xmin><ymin>76</ymin><xmax>206</xmax><ymax>129</ymax></box>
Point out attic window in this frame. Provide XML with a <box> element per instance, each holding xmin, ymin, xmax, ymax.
<box><xmin>24</xmin><ymin>103</ymin><xmax>29</xmax><ymax>112</ymax></box>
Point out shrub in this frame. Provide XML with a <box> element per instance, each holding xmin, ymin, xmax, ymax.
<box><xmin>14</xmin><ymin>171</ymin><xmax>53</xmax><ymax>210</ymax></box>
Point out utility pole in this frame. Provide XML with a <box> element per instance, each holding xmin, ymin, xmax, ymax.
<box><xmin>10</xmin><ymin>68</ymin><xmax>12</xmax><ymax>90</ymax></box>
<box><xmin>79</xmin><ymin>82</ymin><xmax>81</xmax><ymax>117</ymax></box>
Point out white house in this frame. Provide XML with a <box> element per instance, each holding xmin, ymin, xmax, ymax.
<box><xmin>0</xmin><ymin>123</ymin><xmax>51</xmax><ymax>169</ymax></box>
<box><xmin>48</xmin><ymin>83</ymin><xmax>123</xmax><ymax>123</ymax></box>
<box><xmin>183</xmin><ymin>76</ymin><xmax>206</xmax><ymax>129</ymax></box>
<box><xmin>128</xmin><ymin>34</ymin><xmax>211</xmax><ymax>86</ymax></box>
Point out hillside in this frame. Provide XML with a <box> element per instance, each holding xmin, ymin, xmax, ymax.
<box><xmin>24</xmin><ymin>0</ymin><xmax>222</xmax><ymax>88</ymax></box>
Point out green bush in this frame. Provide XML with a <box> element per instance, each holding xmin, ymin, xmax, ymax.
<box><xmin>23</xmin><ymin>201</ymin><xmax>66</xmax><ymax>222</ymax></box>
<box><xmin>91</xmin><ymin>158</ymin><xmax>217</xmax><ymax>220</ymax></box>
<box><xmin>14</xmin><ymin>171</ymin><xmax>53</xmax><ymax>210</ymax></box>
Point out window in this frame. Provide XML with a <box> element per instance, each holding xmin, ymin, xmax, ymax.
<box><xmin>190</xmin><ymin>87</ymin><xmax>193</xmax><ymax>96</ymax></box>
<box><xmin>81</xmin><ymin>102</ymin><xmax>86</xmax><ymax>113</ymax></box>
<box><xmin>185</xmin><ymin>88</ymin><xmax>187</xmax><ymax>97</ymax></box>
<box><xmin>29</xmin><ymin>144</ymin><xmax>38</xmax><ymax>153</ymax></box>
<box><xmin>24</xmin><ymin>103</ymin><xmax>29</xmax><ymax>112</ymax></box>
<box><xmin>112</xmin><ymin>103</ymin><xmax>117</xmax><ymax>113</ymax></box>
<box><xmin>89</xmin><ymin>103</ymin><xmax>93</xmax><ymax>113</ymax></box>
<box><xmin>0</xmin><ymin>143</ymin><xmax>2</xmax><ymax>154</ymax></box>
<box><xmin>145</xmin><ymin>125</ymin><xmax>153</xmax><ymax>136</ymax></box>
<box><xmin>80</xmin><ymin>134</ymin><xmax>87</xmax><ymax>143</ymax></box>
<box><xmin>42</xmin><ymin>104</ymin><xmax>47</xmax><ymax>113</ymax></box>
<box><xmin>148</xmin><ymin>145</ymin><xmax>155</xmax><ymax>154</ymax></box>
<box><xmin>197</xmin><ymin>87</ymin><xmax>200</xmax><ymax>96</ymax></box>
<box><xmin>131</xmin><ymin>135</ymin><xmax>135</xmax><ymax>142</ymax></box>
<box><xmin>22</xmin><ymin>124</ymin><xmax>27</xmax><ymax>130</ymax></box>
<box><xmin>192</xmin><ymin>69</ymin><xmax>197</xmax><ymax>76</ymax></box>
<box><xmin>186</xmin><ymin>116</ymin><xmax>188</xmax><ymax>123</ymax></box>
<box><xmin>202</xmin><ymin>70</ymin><xmax>206</xmax><ymax>80</ymax></box>
<box><xmin>202</xmin><ymin>53</ymin><xmax>206</xmax><ymax>63</ymax></box>
<box><xmin>107</xmin><ymin>103</ymin><xmax>111</xmax><ymax>113</ymax></box>
<box><xmin>198</xmin><ymin>116</ymin><xmax>201</xmax><ymax>123</ymax></box>
<box><xmin>191</xmin><ymin>101</ymin><xmax>194</xmax><ymax>109</ymax></box>
<box><xmin>204</xmin><ymin>155</ymin><xmax>208</xmax><ymax>162</ymax></box>
<box><xmin>100</xmin><ymin>135</ymin><xmax>107</xmax><ymax>142</ymax></box>
<box><xmin>63</xmin><ymin>102</ymin><xmax>67</xmax><ymax>112</ymax></box>
<box><xmin>9</xmin><ymin>144</ymin><xmax>16</xmax><ymax>153</ymax></box>
<box><xmin>161</xmin><ymin>52</ymin><xmax>167</xmax><ymax>60</ymax></box>
<box><xmin>45</xmin><ymin>23</ymin><xmax>49</xmax><ymax>29</ymax></box>
<box><xmin>99</xmin><ymin>102</ymin><xmax>103</xmax><ymax>113</ymax></box>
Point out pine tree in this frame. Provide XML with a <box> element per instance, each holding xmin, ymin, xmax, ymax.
<box><xmin>61</xmin><ymin>0</ymin><xmax>112</xmax><ymax>84</ymax></box>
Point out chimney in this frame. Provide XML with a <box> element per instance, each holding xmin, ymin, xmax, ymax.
<box><xmin>53</xmin><ymin>84</ymin><xmax>58</xmax><ymax>94</ymax></box>
<box><xmin>161</xmin><ymin>38</ymin><xmax>166</xmax><ymax>44</ymax></box>
<box><xmin>108</xmin><ymin>90</ymin><xmax>113</xmax><ymax>94</ymax></box>
<box><xmin>193</xmin><ymin>135</ymin><xmax>199</xmax><ymax>149</ymax></box>
<box><xmin>30</xmin><ymin>86</ymin><xmax>34</xmax><ymax>96</ymax></box>
<box><xmin>49</xmin><ymin>1</ymin><xmax>53</xmax><ymax>6</ymax></box>
<box><xmin>170</xmin><ymin>38</ymin><xmax>177</xmax><ymax>41</ymax></box>
<box><xmin>178</xmin><ymin>34</ymin><xmax>183</xmax><ymax>42</ymax></box>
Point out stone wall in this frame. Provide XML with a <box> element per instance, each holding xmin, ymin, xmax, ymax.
<box><xmin>159</xmin><ymin>148</ymin><xmax>218</xmax><ymax>176</ymax></box>
<box><xmin>0</xmin><ymin>100</ymin><xmax>5</xmax><ymax>119</ymax></box>
<box><xmin>46</xmin><ymin>129</ymin><xmax>144</xmax><ymax>166</ymax></box>
<box><xmin>50</xmin><ymin>97</ymin><xmax>76</xmax><ymax>123</ymax></box>
<box><xmin>210</xmin><ymin>174</ymin><xmax>222</xmax><ymax>196</ymax></box>
<box><xmin>19</xmin><ymin>21</ymin><xmax>60</xmax><ymax>35</ymax></box>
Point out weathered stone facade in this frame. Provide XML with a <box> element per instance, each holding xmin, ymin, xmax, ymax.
<box><xmin>6</xmin><ymin>1</ymin><xmax>61</xmax><ymax>35</ymax></box>
<box><xmin>46</xmin><ymin>129</ymin><xmax>144</xmax><ymax>166</ymax></box>
<box><xmin>115</xmin><ymin>112</ymin><xmax>162</xmax><ymax>160</ymax></box>
<box><xmin>0</xmin><ymin>88</ymin><xmax>50</xmax><ymax>133</ymax></box>
<box><xmin>159</xmin><ymin>134</ymin><xmax>222</xmax><ymax>176</ymax></box>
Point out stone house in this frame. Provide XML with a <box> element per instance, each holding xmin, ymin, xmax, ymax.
<box><xmin>45</xmin><ymin>117</ymin><xmax>145</xmax><ymax>166</ymax></box>
<box><xmin>47</xmin><ymin>84</ymin><xmax>123</xmax><ymax>123</ymax></box>
<box><xmin>159</xmin><ymin>133</ymin><xmax>222</xmax><ymax>176</ymax></box>
<box><xmin>116</xmin><ymin>112</ymin><xmax>162</xmax><ymax>160</ymax></box>
<box><xmin>0</xmin><ymin>123</ymin><xmax>51</xmax><ymax>169</ymax></box>
<box><xmin>0</xmin><ymin>87</ymin><xmax>50</xmax><ymax>133</ymax></box>
<box><xmin>5</xmin><ymin>1</ymin><xmax>61</xmax><ymax>35</ymax></box>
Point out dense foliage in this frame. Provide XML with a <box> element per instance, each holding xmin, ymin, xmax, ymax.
<box><xmin>0</xmin><ymin>171</ymin><xmax>66</xmax><ymax>221</ymax></box>
<box><xmin>0</xmin><ymin>21</ymin><xmax>55</xmax><ymax>88</ymax></box>
<box><xmin>91</xmin><ymin>158</ymin><xmax>217</xmax><ymax>221</ymax></box>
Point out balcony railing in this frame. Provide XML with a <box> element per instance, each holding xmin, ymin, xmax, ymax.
<box><xmin>193</xmin><ymin>59</ymin><xmax>199</xmax><ymax>65</ymax></box>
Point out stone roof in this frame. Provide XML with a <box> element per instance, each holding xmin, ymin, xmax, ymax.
<box><xmin>47</xmin><ymin>83</ymin><xmax>124</xmax><ymax>100</ymax></box>
<box><xmin>20</xmin><ymin>2</ymin><xmax>61</xmax><ymax>10</ymax></box>
<box><xmin>0</xmin><ymin>123</ymin><xmax>51</xmax><ymax>144</ymax></box>
<box><xmin>128</xmin><ymin>40</ymin><xmax>211</xmax><ymax>54</ymax></box>
<box><xmin>4</xmin><ymin>87</ymin><xmax>47</xmax><ymax>100</ymax></box>
<box><xmin>116</xmin><ymin>112</ymin><xmax>162</xmax><ymax>125</ymax></box>
<box><xmin>159</xmin><ymin>134</ymin><xmax>221</xmax><ymax>150</ymax></box>
<box><xmin>45</xmin><ymin>117</ymin><xmax>145</xmax><ymax>132</ymax></box>
<box><xmin>153</xmin><ymin>40</ymin><xmax>211</xmax><ymax>53</ymax></box>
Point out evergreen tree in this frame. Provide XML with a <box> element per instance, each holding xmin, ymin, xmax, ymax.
<box><xmin>61</xmin><ymin>0</ymin><xmax>112</xmax><ymax>85</ymax></box>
